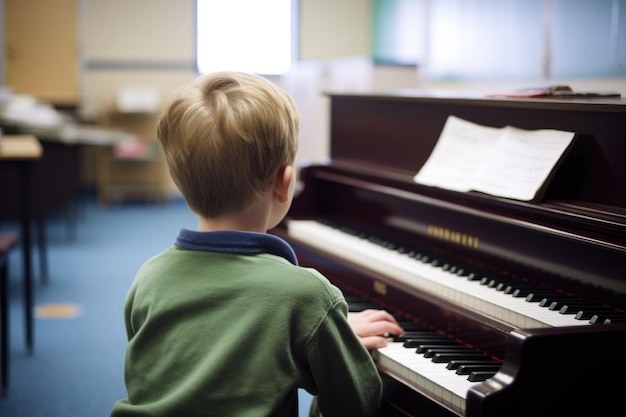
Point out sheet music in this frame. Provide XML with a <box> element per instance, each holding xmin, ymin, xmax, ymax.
<box><xmin>471</xmin><ymin>126</ymin><xmax>575</xmax><ymax>201</ymax></box>
<box><xmin>413</xmin><ymin>116</ymin><xmax>502</xmax><ymax>192</ymax></box>
<box><xmin>414</xmin><ymin>116</ymin><xmax>575</xmax><ymax>201</ymax></box>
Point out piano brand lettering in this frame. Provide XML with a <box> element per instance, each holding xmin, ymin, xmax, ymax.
<box><xmin>373</xmin><ymin>281</ymin><xmax>387</xmax><ymax>296</ymax></box>
<box><xmin>427</xmin><ymin>225</ymin><xmax>479</xmax><ymax>248</ymax></box>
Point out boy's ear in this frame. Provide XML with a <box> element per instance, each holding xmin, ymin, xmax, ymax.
<box><xmin>274</xmin><ymin>165</ymin><xmax>293</xmax><ymax>203</ymax></box>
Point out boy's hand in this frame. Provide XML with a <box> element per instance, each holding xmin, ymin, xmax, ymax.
<box><xmin>348</xmin><ymin>309</ymin><xmax>404</xmax><ymax>350</ymax></box>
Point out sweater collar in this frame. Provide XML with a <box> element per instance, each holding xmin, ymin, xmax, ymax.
<box><xmin>175</xmin><ymin>229</ymin><xmax>298</xmax><ymax>266</ymax></box>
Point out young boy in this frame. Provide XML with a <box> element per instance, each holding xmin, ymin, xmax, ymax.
<box><xmin>110</xmin><ymin>71</ymin><xmax>402</xmax><ymax>417</ymax></box>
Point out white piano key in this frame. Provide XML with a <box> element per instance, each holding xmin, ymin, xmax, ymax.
<box><xmin>288</xmin><ymin>220</ymin><xmax>590</xmax><ymax>329</ymax></box>
<box><xmin>373</xmin><ymin>342</ymin><xmax>481</xmax><ymax>414</ymax></box>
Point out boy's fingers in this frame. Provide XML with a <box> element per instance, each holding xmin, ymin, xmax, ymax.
<box><xmin>360</xmin><ymin>336</ymin><xmax>388</xmax><ymax>350</ymax></box>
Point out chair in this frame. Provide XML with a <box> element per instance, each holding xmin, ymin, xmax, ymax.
<box><xmin>0</xmin><ymin>231</ymin><xmax>18</xmax><ymax>396</ymax></box>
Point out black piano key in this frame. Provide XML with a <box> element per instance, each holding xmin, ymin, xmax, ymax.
<box><xmin>411</xmin><ymin>252</ymin><xmax>433</xmax><ymax>263</ymax></box>
<box><xmin>484</xmin><ymin>278</ymin><xmax>500</xmax><ymax>288</ymax></box>
<box><xmin>407</xmin><ymin>330</ymin><xmax>458</xmax><ymax>338</ymax></box>
<box><xmin>441</xmin><ymin>261</ymin><xmax>461</xmax><ymax>274</ymax></box>
<box><xmin>395</xmin><ymin>245</ymin><xmax>409</xmax><ymax>254</ymax></box>
<box><xmin>446</xmin><ymin>359</ymin><xmax>501</xmax><ymax>370</ymax></box>
<box><xmin>455</xmin><ymin>364</ymin><xmax>502</xmax><ymax>375</ymax></box>
<box><xmin>467</xmin><ymin>371</ymin><xmax>498</xmax><ymax>382</ymax></box>
<box><xmin>559</xmin><ymin>304</ymin><xmax>603</xmax><ymax>315</ymax></box>
<box><xmin>575</xmin><ymin>309</ymin><xmax>614</xmax><ymax>320</ymax></box>
<box><xmin>479</xmin><ymin>277</ymin><xmax>502</xmax><ymax>287</ymax></box>
<box><xmin>447</xmin><ymin>261</ymin><xmax>474</xmax><ymax>276</ymax></box>
<box><xmin>481</xmin><ymin>277</ymin><xmax>516</xmax><ymax>289</ymax></box>
<box><xmin>402</xmin><ymin>336</ymin><xmax>455</xmax><ymax>348</ymax></box>
<box><xmin>548</xmin><ymin>299</ymin><xmax>594</xmax><ymax>311</ymax></box>
<box><xmin>539</xmin><ymin>297</ymin><xmax>576</xmax><ymax>308</ymax></box>
<box><xmin>401</xmin><ymin>332</ymin><xmax>452</xmax><ymax>340</ymax></box>
<box><xmin>589</xmin><ymin>314</ymin><xmax>626</xmax><ymax>324</ymax></box>
<box><xmin>408</xmin><ymin>252</ymin><xmax>428</xmax><ymax>262</ymax></box>
<box><xmin>381</xmin><ymin>241</ymin><xmax>396</xmax><ymax>250</ymax></box>
<box><xmin>496</xmin><ymin>281</ymin><xmax>518</xmax><ymax>291</ymax></box>
<box><xmin>538</xmin><ymin>298</ymin><xmax>551</xmax><ymax>307</ymax></box>
<box><xmin>416</xmin><ymin>343</ymin><xmax>464</xmax><ymax>354</ymax></box>
<box><xmin>407</xmin><ymin>249</ymin><xmax>423</xmax><ymax>258</ymax></box>
<box><xmin>511</xmin><ymin>287</ymin><xmax>551</xmax><ymax>298</ymax></box>
<box><xmin>525</xmin><ymin>291</ymin><xmax>557</xmax><ymax>302</ymax></box>
<box><xmin>539</xmin><ymin>295</ymin><xmax>581</xmax><ymax>309</ymax></box>
<box><xmin>599</xmin><ymin>317</ymin><xmax>626</xmax><ymax>324</ymax></box>
<box><xmin>502</xmin><ymin>282</ymin><xmax>537</xmax><ymax>294</ymax></box>
<box><xmin>466</xmin><ymin>271</ymin><xmax>493</xmax><ymax>281</ymax></box>
<box><xmin>420</xmin><ymin>346</ymin><xmax>481</xmax><ymax>359</ymax></box>
<box><xmin>394</xmin><ymin>331</ymin><xmax>439</xmax><ymax>342</ymax></box>
<box><xmin>403</xmin><ymin>339</ymin><xmax>430</xmax><ymax>348</ymax></box>
<box><xmin>431</xmin><ymin>352</ymin><xmax>489</xmax><ymax>363</ymax></box>
<box><xmin>396</xmin><ymin>330</ymin><xmax>438</xmax><ymax>337</ymax></box>
<box><xmin>453</xmin><ymin>267</ymin><xmax>470</xmax><ymax>277</ymax></box>
<box><xmin>429</xmin><ymin>258</ymin><xmax>446</xmax><ymax>268</ymax></box>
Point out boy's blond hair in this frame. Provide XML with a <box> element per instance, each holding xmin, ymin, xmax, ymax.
<box><xmin>157</xmin><ymin>71</ymin><xmax>299</xmax><ymax>218</ymax></box>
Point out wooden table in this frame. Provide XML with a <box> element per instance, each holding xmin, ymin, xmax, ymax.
<box><xmin>0</xmin><ymin>135</ymin><xmax>43</xmax><ymax>353</ymax></box>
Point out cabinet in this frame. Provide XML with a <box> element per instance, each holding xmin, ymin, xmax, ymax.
<box><xmin>96</xmin><ymin>110</ymin><xmax>171</xmax><ymax>204</ymax></box>
<box><xmin>4</xmin><ymin>0</ymin><xmax>79</xmax><ymax>106</ymax></box>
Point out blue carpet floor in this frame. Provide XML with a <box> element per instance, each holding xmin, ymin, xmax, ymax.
<box><xmin>0</xmin><ymin>196</ymin><xmax>313</xmax><ymax>416</ymax></box>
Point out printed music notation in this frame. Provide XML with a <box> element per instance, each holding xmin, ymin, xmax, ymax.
<box><xmin>413</xmin><ymin>115</ymin><xmax>575</xmax><ymax>202</ymax></box>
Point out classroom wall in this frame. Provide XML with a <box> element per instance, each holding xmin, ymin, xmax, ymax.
<box><xmin>4</xmin><ymin>0</ymin><xmax>626</xmax><ymax>180</ymax></box>
<box><xmin>81</xmin><ymin>0</ymin><xmax>197</xmax><ymax>119</ymax></box>
<box><xmin>78</xmin><ymin>0</ymin><xmax>414</xmax><ymax>169</ymax></box>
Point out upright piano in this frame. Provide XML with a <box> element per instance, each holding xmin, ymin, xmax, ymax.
<box><xmin>274</xmin><ymin>91</ymin><xmax>626</xmax><ymax>417</ymax></box>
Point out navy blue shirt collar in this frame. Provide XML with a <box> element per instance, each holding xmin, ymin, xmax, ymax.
<box><xmin>175</xmin><ymin>229</ymin><xmax>298</xmax><ymax>266</ymax></box>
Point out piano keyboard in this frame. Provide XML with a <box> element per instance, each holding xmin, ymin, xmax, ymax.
<box><xmin>287</xmin><ymin>219</ymin><xmax>618</xmax><ymax>329</ymax></box>
<box><xmin>373</xmin><ymin>341</ymin><xmax>479</xmax><ymax>415</ymax></box>
<box><xmin>346</xmin><ymin>293</ymin><xmax>499</xmax><ymax>416</ymax></box>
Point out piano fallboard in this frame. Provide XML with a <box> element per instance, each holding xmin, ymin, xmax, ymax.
<box><xmin>288</xmin><ymin>165</ymin><xmax>626</xmax><ymax>296</ymax></box>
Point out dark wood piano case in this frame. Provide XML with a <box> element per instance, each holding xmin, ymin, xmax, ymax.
<box><xmin>275</xmin><ymin>92</ymin><xmax>626</xmax><ymax>417</ymax></box>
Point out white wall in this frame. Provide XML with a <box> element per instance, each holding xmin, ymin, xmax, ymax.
<box><xmin>298</xmin><ymin>0</ymin><xmax>371</xmax><ymax>60</ymax></box>
<box><xmin>80</xmin><ymin>0</ymin><xmax>197</xmax><ymax>119</ymax></box>
<box><xmin>78</xmin><ymin>0</ymin><xmax>387</xmax><ymax>167</ymax></box>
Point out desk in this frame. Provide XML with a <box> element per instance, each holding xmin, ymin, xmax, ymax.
<box><xmin>0</xmin><ymin>135</ymin><xmax>43</xmax><ymax>353</ymax></box>
<box><xmin>0</xmin><ymin>122</ymin><xmax>105</xmax><ymax>284</ymax></box>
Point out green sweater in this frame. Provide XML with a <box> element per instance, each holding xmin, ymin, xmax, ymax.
<box><xmin>111</xmin><ymin>230</ymin><xmax>381</xmax><ymax>417</ymax></box>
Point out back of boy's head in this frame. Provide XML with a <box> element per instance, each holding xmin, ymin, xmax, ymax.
<box><xmin>157</xmin><ymin>71</ymin><xmax>299</xmax><ymax>218</ymax></box>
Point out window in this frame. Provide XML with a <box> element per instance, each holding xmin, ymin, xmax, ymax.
<box><xmin>196</xmin><ymin>0</ymin><xmax>294</xmax><ymax>75</ymax></box>
<box><xmin>372</xmin><ymin>0</ymin><xmax>626</xmax><ymax>80</ymax></box>
<box><xmin>373</xmin><ymin>0</ymin><xmax>424</xmax><ymax>65</ymax></box>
